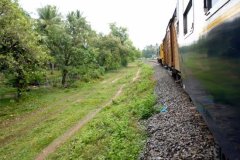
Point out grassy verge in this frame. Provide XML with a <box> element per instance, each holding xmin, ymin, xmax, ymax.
<box><xmin>0</xmin><ymin>64</ymin><xmax>142</xmax><ymax>160</ymax></box>
<box><xmin>47</xmin><ymin>64</ymin><xmax>156</xmax><ymax>159</ymax></box>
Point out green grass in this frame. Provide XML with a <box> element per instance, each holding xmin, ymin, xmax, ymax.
<box><xmin>47</xmin><ymin>64</ymin><xmax>156</xmax><ymax>160</ymax></box>
<box><xmin>0</xmin><ymin>62</ymin><xmax>156</xmax><ymax>160</ymax></box>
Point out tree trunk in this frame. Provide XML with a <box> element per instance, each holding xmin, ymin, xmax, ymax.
<box><xmin>62</xmin><ymin>69</ymin><xmax>68</xmax><ymax>87</ymax></box>
<box><xmin>16</xmin><ymin>70</ymin><xmax>25</xmax><ymax>99</ymax></box>
<box><xmin>17</xmin><ymin>88</ymin><xmax>22</xmax><ymax>99</ymax></box>
<box><xmin>50</xmin><ymin>63</ymin><xmax>55</xmax><ymax>74</ymax></box>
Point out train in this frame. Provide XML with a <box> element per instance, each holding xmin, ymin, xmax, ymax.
<box><xmin>157</xmin><ymin>0</ymin><xmax>240</xmax><ymax>159</ymax></box>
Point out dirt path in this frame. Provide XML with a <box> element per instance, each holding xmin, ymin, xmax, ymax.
<box><xmin>132</xmin><ymin>69</ymin><xmax>140</xmax><ymax>82</ymax></box>
<box><xmin>111</xmin><ymin>77</ymin><xmax>120</xmax><ymax>83</ymax></box>
<box><xmin>35</xmin><ymin>68</ymin><xmax>140</xmax><ymax>160</ymax></box>
<box><xmin>0</xmin><ymin>70</ymin><xmax>130</xmax><ymax>146</ymax></box>
<box><xmin>0</xmin><ymin>93</ymin><xmax>86</xmax><ymax>146</ymax></box>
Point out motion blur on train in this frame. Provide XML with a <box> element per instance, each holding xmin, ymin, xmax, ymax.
<box><xmin>157</xmin><ymin>0</ymin><xmax>240</xmax><ymax>159</ymax></box>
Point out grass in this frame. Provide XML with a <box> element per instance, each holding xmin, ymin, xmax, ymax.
<box><xmin>0</xmin><ymin>62</ymin><xmax>156</xmax><ymax>160</ymax></box>
<box><xmin>47</xmin><ymin>64</ymin><xmax>156</xmax><ymax>160</ymax></box>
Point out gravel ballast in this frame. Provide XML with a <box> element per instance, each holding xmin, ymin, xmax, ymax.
<box><xmin>140</xmin><ymin>62</ymin><xmax>219</xmax><ymax>160</ymax></box>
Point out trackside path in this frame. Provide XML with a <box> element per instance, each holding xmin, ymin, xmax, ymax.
<box><xmin>0</xmin><ymin>64</ymin><xmax>141</xmax><ymax>160</ymax></box>
<box><xmin>35</xmin><ymin>85</ymin><xmax>125</xmax><ymax>160</ymax></box>
<box><xmin>35</xmin><ymin>68</ymin><xmax>140</xmax><ymax>160</ymax></box>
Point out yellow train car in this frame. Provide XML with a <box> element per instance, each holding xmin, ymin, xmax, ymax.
<box><xmin>162</xmin><ymin>36</ymin><xmax>169</xmax><ymax>67</ymax></box>
<box><xmin>160</xmin><ymin>44</ymin><xmax>165</xmax><ymax>65</ymax></box>
<box><xmin>157</xmin><ymin>44</ymin><xmax>165</xmax><ymax>65</ymax></box>
<box><xmin>160</xmin><ymin>13</ymin><xmax>181</xmax><ymax>80</ymax></box>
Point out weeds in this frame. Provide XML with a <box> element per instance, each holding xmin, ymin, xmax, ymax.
<box><xmin>48</xmin><ymin>64</ymin><xmax>156</xmax><ymax>159</ymax></box>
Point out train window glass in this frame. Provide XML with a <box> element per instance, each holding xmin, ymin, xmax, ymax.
<box><xmin>183</xmin><ymin>0</ymin><xmax>194</xmax><ymax>35</ymax></box>
<box><xmin>204</xmin><ymin>0</ymin><xmax>230</xmax><ymax>18</ymax></box>
<box><xmin>173</xmin><ymin>9</ymin><xmax>179</xmax><ymax>36</ymax></box>
<box><xmin>176</xmin><ymin>21</ymin><xmax>179</xmax><ymax>35</ymax></box>
<box><xmin>204</xmin><ymin>0</ymin><xmax>212</xmax><ymax>12</ymax></box>
<box><xmin>204</xmin><ymin>0</ymin><xmax>220</xmax><ymax>12</ymax></box>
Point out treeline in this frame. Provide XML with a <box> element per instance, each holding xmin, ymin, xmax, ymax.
<box><xmin>142</xmin><ymin>44</ymin><xmax>159</xmax><ymax>58</ymax></box>
<box><xmin>0</xmin><ymin>0</ymin><xmax>141</xmax><ymax>97</ymax></box>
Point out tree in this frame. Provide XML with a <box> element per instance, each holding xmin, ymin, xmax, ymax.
<box><xmin>95</xmin><ymin>35</ymin><xmax>122</xmax><ymax>70</ymax></box>
<box><xmin>61</xmin><ymin>10</ymin><xmax>96</xmax><ymax>85</ymax></box>
<box><xmin>37</xmin><ymin>5</ymin><xmax>61</xmax><ymax>32</ymax></box>
<box><xmin>50</xmin><ymin>10</ymin><xmax>98</xmax><ymax>86</ymax></box>
<box><xmin>109</xmin><ymin>23</ymin><xmax>140</xmax><ymax>66</ymax></box>
<box><xmin>37</xmin><ymin>8</ymin><xmax>100</xmax><ymax>86</ymax></box>
<box><xmin>142</xmin><ymin>44</ymin><xmax>159</xmax><ymax>58</ymax></box>
<box><xmin>0</xmin><ymin>0</ymin><xmax>48</xmax><ymax>97</ymax></box>
<box><xmin>109</xmin><ymin>23</ymin><xmax>128</xmax><ymax>45</ymax></box>
<box><xmin>37</xmin><ymin>5</ymin><xmax>61</xmax><ymax>72</ymax></box>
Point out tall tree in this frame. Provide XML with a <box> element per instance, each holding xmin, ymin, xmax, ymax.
<box><xmin>109</xmin><ymin>23</ymin><xmax>131</xmax><ymax>66</ymax></box>
<box><xmin>47</xmin><ymin>24</ymin><xmax>72</xmax><ymax>86</ymax></box>
<box><xmin>109</xmin><ymin>23</ymin><xmax>128</xmax><ymax>45</ymax></box>
<box><xmin>37</xmin><ymin>5</ymin><xmax>61</xmax><ymax>33</ymax></box>
<box><xmin>37</xmin><ymin>5</ymin><xmax>61</xmax><ymax>72</ymax></box>
<box><xmin>0</xmin><ymin>0</ymin><xmax>48</xmax><ymax>97</ymax></box>
<box><xmin>96</xmin><ymin>35</ymin><xmax>122</xmax><ymax>70</ymax></box>
<box><xmin>54</xmin><ymin>10</ymin><xmax>97</xmax><ymax>86</ymax></box>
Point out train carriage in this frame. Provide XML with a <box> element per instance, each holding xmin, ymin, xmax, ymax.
<box><xmin>157</xmin><ymin>44</ymin><xmax>165</xmax><ymax>65</ymax></box>
<box><xmin>159</xmin><ymin>0</ymin><xmax>240</xmax><ymax>159</ymax></box>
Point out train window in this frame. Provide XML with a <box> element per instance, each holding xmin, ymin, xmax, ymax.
<box><xmin>183</xmin><ymin>0</ymin><xmax>194</xmax><ymax>35</ymax></box>
<box><xmin>204</xmin><ymin>0</ymin><xmax>212</xmax><ymax>12</ymax></box>
<box><xmin>204</xmin><ymin>0</ymin><xmax>220</xmax><ymax>12</ymax></box>
<box><xmin>172</xmin><ymin>9</ymin><xmax>179</xmax><ymax>36</ymax></box>
<box><xmin>176</xmin><ymin>21</ymin><xmax>179</xmax><ymax>35</ymax></box>
<box><xmin>204</xmin><ymin>0</ymin><xmax>230</xmax><ymax>18</ymax></box>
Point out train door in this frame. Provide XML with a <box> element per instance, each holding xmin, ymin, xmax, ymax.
<box><xmin>163</xmin><ymin>37</ymin><xmax>168</xmax><ymax>67</ymax></box>
<box><xmin>170</xmin><ymin>17</ymin><xmax>180</xmax><ymax>72</ymax></box>
<box><xmin>166</xmin><ymin>29</ymin><xmax>172</xmax><ymax>68</ymax></box>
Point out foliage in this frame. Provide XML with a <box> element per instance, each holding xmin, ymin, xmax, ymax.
<box><xmin>1</xmin><ymin>2</ymin><xmax>141</xmax><ymax>96</ymax></box>
<box><xmin>37</xmin><ymin>5</ymin><xmax>61</xmax><ymax>31</ymax></box>
<box><xmin>0</xmin><ymin>63</ymin><xmax>146</xmax><ymax>160</ymax></box>
<box><xmin>142</xmin><ymin>44</ymin><xmax>159</xmax><ymax>58</ymax></box>
<box><xmin>0</xmin><ymin>0</ymin><xmax>49</xmax><ymax>97</ymax></box>
<box><xmin>47</xmin><ymin>64</ymin><xmax>156</xmax><ymax>160</ymax></box>
<box><xmin>36</xmin><ymin>5</ymin><xmax>61</xmax><ymax>72</ymax></box>
<box><xmin>95</xmin><ymin>35</ymin><xmax>122</xmax><ymax>70</ymax></box>
<box><xmin>109</xmin><ymin>22</ymin><xmax>129</xmax><ymax>45</ymax></box>
<box><xmin>65</xmin><ymin>11</ymin><xmax>100</xmax><ymax>83</ymax></box>
<box><xmin>94</xmin><ymin>23</ymin><xmax>141</xmax><ymax>71</ymax></box>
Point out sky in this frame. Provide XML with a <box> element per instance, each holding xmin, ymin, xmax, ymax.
<box><xmin>18</xmin><ymin>0</ymin><xmax>177</xmax><ymax>49</ymax></box>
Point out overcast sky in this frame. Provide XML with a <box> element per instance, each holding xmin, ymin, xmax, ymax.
<box><xmin>18</xmin><ymin>0</ymin><xmax>177</xmax><ymax>49</ymax></box>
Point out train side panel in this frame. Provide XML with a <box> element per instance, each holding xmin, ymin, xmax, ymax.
<box><xmin>170</xmin><ymin>18</ymin><xmax>180</xmax><ymax>72</ymax></box>
<box><xmin>160</xmin><ymin>44</ymin><xmax>165</xmax><ymax>65</ymax></box>
<box><xmin>166</xmin><ymin>30</ymin><xmax>172</xmax><ymax>67</ymax></box>
<box><xmin>176</xmin><ymin>0</ymin><xmax>240</xmax><ymax>159</ymax></box>
<box><xmin>163</xmin><ymin>37</ymin><xmax>169</xmax><ymax>66</ymax></box>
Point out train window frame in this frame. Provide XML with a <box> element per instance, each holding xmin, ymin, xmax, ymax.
<box><xmin>183</xmin><ymin>0</ymin><xmax>194</xmax><ymax>38</ymax></box>
<box><xmin>204</xmin><ymin>0</ymin><xmax>230</xmax><ymax>20</ymax></box>
<box><xmin>172</xmin><ymin>8</ymin><xmax>179</xmax><ymax>36</ymax></box>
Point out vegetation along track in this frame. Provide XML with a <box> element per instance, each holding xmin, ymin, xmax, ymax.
<box><xmin>0</xmin><ymin>63</ymin><xmax>156</xmax><ymax>160</ymax></box>
<box><xmin>35</xmin><ymin>84</ymin><xmax>125</xmax><ymax>160</ymax></box>
<box><xmin>37</xmin><ymin>68</ymin><xmax>141</xmax><ymax>159</ymax></box>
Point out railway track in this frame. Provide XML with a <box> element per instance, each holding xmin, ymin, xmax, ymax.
<box><xmin>140</xmin><ymin>62</ymin><xmax>219</xmax><ymax>159</ymax></box>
